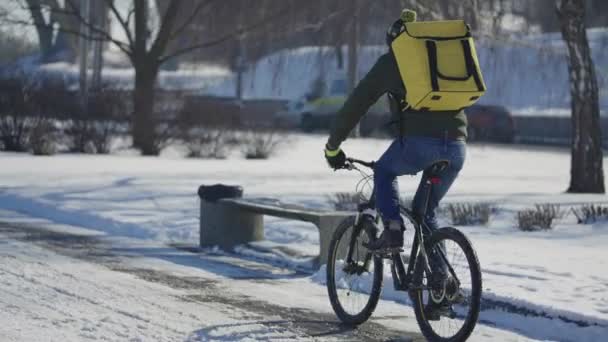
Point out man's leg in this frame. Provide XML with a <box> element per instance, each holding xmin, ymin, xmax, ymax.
<box><xmin>368</xmin><ymin>138</ymin><xmax>423</xmax><ymax>250</ymax></box>
<box><xmin>411</xmin><ymin>142</ymin><xmax>465</xmax><ymax>316</ymax></box>
<box><xmin>411</xmin><ymin>165</ymin><xmax>463</xmax><ymax>231</ymax></box>
<box><xmin>411</xmin><ymin>139</ymin><xmax>465</xmax><ymax>230</ymax></box>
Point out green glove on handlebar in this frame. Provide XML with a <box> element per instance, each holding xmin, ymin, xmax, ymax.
<box><xmin>324</xmin><ymin>143</ymin><xmax>346</xmax><ymax>170</ymax></box>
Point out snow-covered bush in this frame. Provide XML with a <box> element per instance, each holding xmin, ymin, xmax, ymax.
<box><xmin>241</xmin><ymin>129</ymin><xmax>285</xmax><ymax>159</ymax></box>
<box><xmin>328</xmin><ymin>192</ymin><xmax>362</xmax><ymax>211</ymax></box>
<box><xmin>29</xmin><ymin>119</ymin><xmax>57</xmax><ymax>156</ymax></box>
<box><xmin>572</xmin><ymin>204</ymin><xmax>608</xmax><ymax>224</ymax></box>
<box><xmin>517</xmin><ymin>204</ymin><xmax>563</xmax><ymax>231</ymax></box>
<box><xmin>176</xmin><ymin>96</ymin><xmax>244</xmax><ymax>159</ymax></box>
<box><xmin>0</xmin><ymin>115</ymin><xmax>31</xmax><ymax>152</ymax></box>
<box><xmin>67</xmin><ymin>119</ymin><xmax>126</xmax><ymax>154</ymax></box>
<box><xmin>446</xmin><ymin>203</ymin><xmax>492</xmax><ymax>226</ymax></box>
<box><xmin>328</xmin><ymin>193</ymin><xmax>411</xmax><ymax>212</ymax></box>
<box><xmin>182</xmin><ymin>128</ymin><xmax>235</xmax><ymax>159</ymax></box>
<box><xmin>0</xmin><ymin>78</ymin><xmax>31</xmax><ymax>152</ymax></box>
<box><xmin>66</xmin><ymin>87</ymin><xmax>129</xmax><ymax>154</ymax></box>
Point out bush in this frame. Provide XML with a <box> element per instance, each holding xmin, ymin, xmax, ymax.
<box><xmin>151</xmin><ymin>121</ymin><xmax>180</xmax><ymax>154</ymax></box>
<box><xmin>446</xmin><ymin>203</ymin><xmax>492</xmax><ymax>226</ymax></box>
<box><xmin>89</xmin><ymin>120</ymin><xmax>124</xmax><ymax>154</ymax></box>
<box><xmin>182</xmin><ymin>128</ymin><xmax>235</xmax><ymax>159</ymax></box>
<box><xmin>0</xmin><ymin>115</ymin><xmax>31</xmax><ymax>152</ymax></box>
<box><xmin>242</xmin><ymin>129</ymin><xmax>285</xmax><ymax>159</ymax></box>
<box><xmin>328</xmin><ymin>192</ymin><xmax>363</xmax><ymax>211</ymax></box>
<box><xmin>66</xmin><ymin>87</ymin><xmax>128</xmax><ymax>154</ymax></box>
<box><xmin>517</xmin><ymin>204</ymin><xmax>563</xmax><ymax>231</ymax></box>
<box><xmin>572</xmin><ymin>204</ymin><xmax>608</xmax><ymax>224</ymax></box>
<box><xmin>0</xmin><ymin>78</ymin><xmax>128</xmax><ymax>155</ymax></box>
<box><xmin>0</xmin><ymin>78</ymin><xmax>31</xmax><ymax>151</ymax></box>
<box><xmin>66</xmin><ymin>119</ymin><xmax>124</xmax><ymax>154</ymax></box>
<box><xmin>29</xmin><ymin>119</ymin><xmax>57</xmax><ymax>156</ymax></box>
<box><xmin>0</xmin><ymin>78</ymin><xmax>79</xmax><ymax>153</ymax></box>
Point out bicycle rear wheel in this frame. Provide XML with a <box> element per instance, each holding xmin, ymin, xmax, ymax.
<box><xmin>411</xmin><ymin>227</ymin><xmax>482</xmax><ymax>341</ymax></box>
<box><xmin>326</xmin><ymin>216</ymin><xmax>383</xmax><ymax>325</ymax></box>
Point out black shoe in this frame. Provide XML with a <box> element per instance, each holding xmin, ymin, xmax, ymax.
<box><xmin>425</xmin><ymin>301</ymin><xmax>456</xmax><ymax>321</ymax></box>
<box><xmin>364</xmin><ymin>229</ymin><xmax>404</xmax><ymax>251</ymax></box>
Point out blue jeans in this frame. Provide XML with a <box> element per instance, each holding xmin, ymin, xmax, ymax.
<box><xmin>374</xmin><ymin>136</ymin><xmax>466</xmax><ymax>231</ymax></box>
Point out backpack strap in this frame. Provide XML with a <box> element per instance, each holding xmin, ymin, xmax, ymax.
<box><xmin>425</xmin><ymin>39</ymin><xmax>485</xmax><ymax>92</ymax></box>
<box><xmin>387</xmin><ymin>92</ymin><xmax>410</xmax><ymax>146</ymax></box>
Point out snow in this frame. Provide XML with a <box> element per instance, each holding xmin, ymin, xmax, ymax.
<box><xmin>2</xmin><ymin>134</ymin><xmax>608</xmax><ymax>340</ymax></box>
<box><xmin>0</xmin><ymin>210</ymin><xmax>532</xmax><ymax>341</ymax></box>
<box><xmin>0</xmin><ymin>234</ymin><xmax>236</xmax><ymax>341</ymax></box>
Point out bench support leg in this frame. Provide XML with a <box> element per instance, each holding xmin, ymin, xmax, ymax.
<box><xmin>314</xmin><ymin>215</ymin><xmax>350</xmax><ymax>268</ymax></box>
<box><xmin>200</xmin><ymin>201</ymin><xmax>264</xmax><ymax>249</ymax></box>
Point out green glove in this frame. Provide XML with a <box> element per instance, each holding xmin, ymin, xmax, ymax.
<box><xmin>324</xmin><ymin>143</ymin><xmax>346</xmax><ymax>170</ymax></box>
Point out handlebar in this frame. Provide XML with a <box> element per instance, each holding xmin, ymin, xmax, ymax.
<box><xmin>344</xmin><ymin>157</ymin><xmax>375</xmax><ymax>170</ymax></box>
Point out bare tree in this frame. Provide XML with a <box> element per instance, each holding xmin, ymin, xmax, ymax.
<box><xmin>557</xmin><ymin>0</ymin><xmax>604</xmax><ymax>193</ymax></box>
<box><xmin>347</xmin><ymin>0</ymin><xmax>361</xmax><ymax>137</ymax></box>
<box><xmin>21</xmin><ymin>0</ymin><xmax>78</xmax><ymax>61</ymax></box>
<box><xmin>8</xmin><ymin>0</ymin><xmax>293</xmax><ymax>155</ymax></box>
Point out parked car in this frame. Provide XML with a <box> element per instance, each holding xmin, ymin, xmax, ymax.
<box><xmin>465</xmin><ymin>104</ymin><xmax>515</xmax><ymax>143</ymax></box>
<box><xmin>275</xmin><ymin>82</ymin><xmax>513</xmax><ymax>143</ymax></box>
<box><xmin>274</xmin><ymin>79</ymin><xmax>389</xmax><ymax>134</ymax></box>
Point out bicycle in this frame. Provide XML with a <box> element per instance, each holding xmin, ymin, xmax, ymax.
<box><xmin>326</xmin><ymin>157</ymin><xmax>482</xmax><ymax>342</ymax></box>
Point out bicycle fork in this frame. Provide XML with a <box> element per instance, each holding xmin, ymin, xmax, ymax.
<box><xmin>344</xmin><ymin>209</ymin><xmax>377</xmax><ymax>273</ymax></box>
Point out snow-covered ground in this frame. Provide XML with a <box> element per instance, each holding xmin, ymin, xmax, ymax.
<box><xmin>0</xmin><ymin>209</ymin><xmax>534</xmax><ymax>341</ymax></box>
<box><xmin>1</xmin><ymin>134</ymin><xmax>608</xmax><ymax>341</ymax></box>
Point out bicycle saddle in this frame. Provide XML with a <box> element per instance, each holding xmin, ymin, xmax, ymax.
<box><xmin>425</xmin><ymin>160</ymin><xmax>450</xmax><ymax>177</ymax></box>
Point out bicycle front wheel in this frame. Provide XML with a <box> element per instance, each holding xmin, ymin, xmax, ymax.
<box><xmin>411</xmin><ymin>227</ymin><xmax>482</xmax><ymax>341</ymax></box>
<box><xmin>326</xmin><ymin>216</ymin><xmax>384</xmax><ymax>325</ymax></box>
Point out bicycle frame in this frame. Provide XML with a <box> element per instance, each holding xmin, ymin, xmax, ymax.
<box><xmin>344</xmin><ymin>158</ymin><xmax>461</xmax><ymax>292</ymax></box>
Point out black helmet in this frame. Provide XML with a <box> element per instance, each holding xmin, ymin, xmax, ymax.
<box><xmin>386</xmin><ymin>9</ymin><xmax>417</xmax><ymax>46</ymax></box>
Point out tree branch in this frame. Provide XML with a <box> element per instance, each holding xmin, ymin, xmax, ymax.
<box><xmin>167</xmin><ymin>0</ymin><xmax>216</xmax><ymax>42</ymax></box>
<box><xmin>104</xmin><ymin>0</ymin><xmax>135</xmax><ymax>48</ymax></box>
<box><xmin>159</xmin><ymin>4</ymin><xmax>292</xmax><ymax>63</ymax></box>
<box><xmin>63</xmin><ymin>0</ymin><xmax>134</xmax><ymax>58</ymax></box>
<box><xmin>149</xmin><ymin>0</ymin><xmax>182</xmax><ymax>59</ymax></box>
<box><xmin>2</xmin><ymin>15</ymin><xmax>132</xmax><ymax>57</ymax></box>
<box><xmin>125</xmin><ymin>6</ymin><xmax>136</xmax><ymax>30</ymax></box>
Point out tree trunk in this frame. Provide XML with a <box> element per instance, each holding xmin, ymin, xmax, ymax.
<box><xmin>334</xmin><ymin>44</ymin><xmax>343</xmax><ymax>70</ymax></box>
<box><xmin>133</xmin><ymin>63</ymin><xmax>159</xmax><ymax>155</ymax></box>
<box><xmin>347</xmin><ymin>0</ymin><xmax>360</xmax><ymax>137</ymax></box>
<box><xmin>557</xmin><ymin>0</ymin><xmax>604</xmax><ymax>193</ymax></box>
<box><xmin>26</xmin><ymin>0</ymin><xmax>54</xmax><ymax>59</ymax></box>
<box><xmin>91</xmin><ymin>0</ymin><xmax>108</xmax><ymax>90</ymax></box>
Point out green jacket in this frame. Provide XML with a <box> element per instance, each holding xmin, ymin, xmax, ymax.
<box><xmin>327</xmin><ymin>52</ymin><xmax>468</xmax><ymax>148</ymax></box>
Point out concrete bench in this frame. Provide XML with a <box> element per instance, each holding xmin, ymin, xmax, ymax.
<box><xmin>198</xmin><ymin>185</ymin><xmax>351</xmax><ymax>267</ymax></box>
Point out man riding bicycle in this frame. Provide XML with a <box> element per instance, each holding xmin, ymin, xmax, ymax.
<box><xmin>323</xmin><ymin>9</ymin><xmax>468</xmax><ymax>252</ymax></box>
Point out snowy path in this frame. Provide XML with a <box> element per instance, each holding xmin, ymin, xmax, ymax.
<box><xmin>0</xmin><ymin>216</ymin><xmax>534</xmax><ymax>341</ymax></box>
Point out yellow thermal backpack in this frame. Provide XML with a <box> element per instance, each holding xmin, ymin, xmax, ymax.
<box><xmin>391</xmin><ymin>20</ymin><xmax>486</xmax><ymax>112</ymax></box>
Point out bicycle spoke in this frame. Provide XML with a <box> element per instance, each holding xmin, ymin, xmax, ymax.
<box><xmin>331</xmin><ymin>220</ymin><xmax>379</xmax><ymax>318</ymax></box>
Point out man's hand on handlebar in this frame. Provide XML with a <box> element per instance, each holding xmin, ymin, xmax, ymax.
<box><xmin>324</xmin><ymin>143</ymin><xmax>347</xmax><ymax>170</ymax></box>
